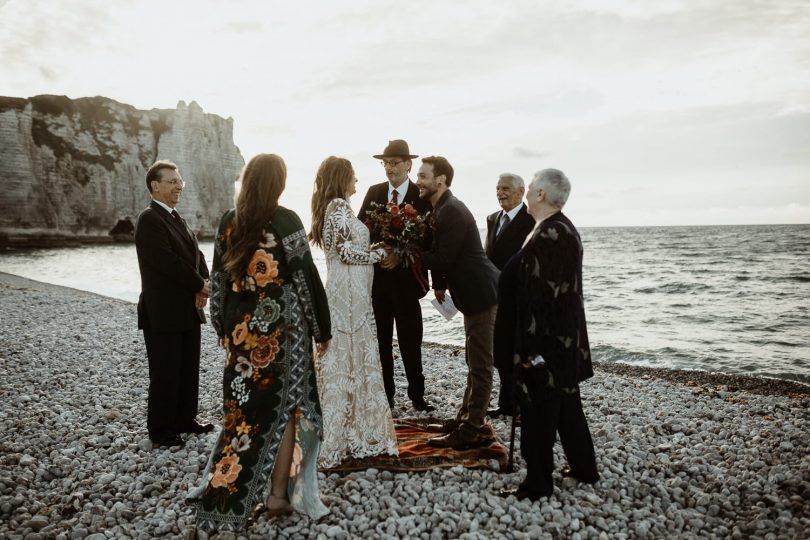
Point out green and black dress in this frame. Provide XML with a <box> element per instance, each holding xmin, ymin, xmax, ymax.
<box><xmin>189</xmin><ymin>207</ymin><xmax>331</xmax><ymax>531</ymax></box>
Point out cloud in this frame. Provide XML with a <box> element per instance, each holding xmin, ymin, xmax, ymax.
<box><xmin>223</xmin><ymin>20</ymin><xmax>264</xmax><ymax>33</ymax></box>
<box><xmin>514</xmin><ymin>147</ymin><xmax>546</xmax><ymax>159</ymax></box>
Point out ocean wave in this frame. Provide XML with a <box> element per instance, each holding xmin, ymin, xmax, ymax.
<box><xmin>635</xmin><ymin>282</ymin><xmax>711</xmax><ymax>294</ymax></box>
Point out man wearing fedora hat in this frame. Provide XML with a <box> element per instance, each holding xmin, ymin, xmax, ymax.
<box><xmin>358</xmin><ymin>139</ymin><xmax>435</xmax><ymax>413</ymax></box>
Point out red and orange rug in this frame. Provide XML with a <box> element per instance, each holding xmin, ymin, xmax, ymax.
<box><xmin>323</xmin><ymin>417</ymin><xmax>508</xmax><ymax>473</ymax></box>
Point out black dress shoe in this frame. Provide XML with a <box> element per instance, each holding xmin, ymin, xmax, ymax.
<box><xmin>412</xmin><ymin>399</ymin><xmax>435</xmax><ymax>412</ymax></box>
<box><xmin>180</xmin><ymin>422</ymin><xmax>215</xmax><ymax>434</ymax></box>
<box><xmin>151</xmin><ymin>434</ymin><xmax>184</xmax><ymax>447</ymax></box>
<box><xmin>561</xmin><ymin>467</ymin><xmax>599</xmax><ymax>484</ymax></box>
<box><xmin>427</xmin><ymin>429</ymin><xmax>495</xmax><ymax>451</ymax></box>
<box><xmin>388</xmin><ymin>397</ymin><xmax>395</xmax><ymax>410</ymax></box>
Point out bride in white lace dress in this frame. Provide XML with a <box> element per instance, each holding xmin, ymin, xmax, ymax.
<box><xmin>309</xmin><ymin>156</ymin><xmax>398</xmax><ymax>468</ymax></box>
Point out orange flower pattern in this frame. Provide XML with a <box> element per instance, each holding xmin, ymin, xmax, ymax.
<box><xmin>211</xmin><ymin>455</ymin><xmax>242</xmax><ymax>488</ymax></box>
<box><xmin>250</xmin><ymin>335</ymin><xmax>280</xmax><ymax>368</ymax></box>
<box><xmin>247</xmin><ymin>249</ymin><xmax>279</xmax><ymax>287</ymax></box>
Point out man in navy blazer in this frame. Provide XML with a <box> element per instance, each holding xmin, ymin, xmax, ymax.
<box><xmin>358</xmin><ymin>140</ymin><xmax>435</xmax><ymax>413</ymax></box>
<box><xmin>135</xmin><ymin>160</ymin><xmax>213</xmax><ymax>447</ymax></box>
<box><xmin>415</xmin><ymin>156</ymin><xmax>500</xmax><ymax>450</ymax></box>
<box><xmin>485</xmin><ymin>173</ymin><xmax>535</xmax><ymax>419</ymax></box>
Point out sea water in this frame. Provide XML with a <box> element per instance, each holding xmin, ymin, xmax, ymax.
<box><xmin>1</xmin><ymin>224</ymin><xmax>807</xmax><ymax>383</ymax></box>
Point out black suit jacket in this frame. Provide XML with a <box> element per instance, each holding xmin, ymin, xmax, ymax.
<box><xmin>358</xmin><ymin>180</ymin><xmax>432</xmax><ymax>299</ymax></box>
<box><xmin>485</xmin><ymin>204</ymin><xmax>535</xmax><ymax>270</ymax></box>
<box><xmin>135</xmin><ymin>200</ymin><xmax>210</xmax><ymax>333</ymax></box>
<box><xmin>421</xmin><ymin>190</ymin><xmax>499</xmax><ymax>315</ymax></box>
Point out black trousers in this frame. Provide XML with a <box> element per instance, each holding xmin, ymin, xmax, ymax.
<box><xmin>143</xmin><ymin>325</ymin><xmax>201</xmax><ymax>439</ymax></box>
<box><xmin>519</xmin><ymin>371</ymin><xmax>598</xmax><ymax>496</ymax></box>
<box><xmin>495</xmin><ymin>364</ymin><xmax>514</xmax><ymax>413</ymax></box>
<box><xmin>372</xmin><ymin>292</ymin><xmax>425</xmax><ymax>403</ymax></box>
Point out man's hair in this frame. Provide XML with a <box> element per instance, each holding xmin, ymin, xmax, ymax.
<box><xmin>145</xmin><ymin>160</ymin><xmax>178</xmax><ymax>193</ymax></box>
<box><xmin>499</xmin><ymin>172</ymin><xmax>524</xmax><ymax>189</ymax></box>
<box><xmin>531</xmin><ymin>168</ymin><xmax>571</xmax><ymax>208</ymax></box>
<box><xmin>421</xmin><ymin>156</ymin><xmax>454</xmax><ymax>187</ymax></box>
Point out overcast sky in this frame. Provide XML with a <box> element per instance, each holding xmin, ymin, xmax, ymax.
<box><xmin>1</xmin><ymin>0</ymin><xmax>808</xmax><ymax>227</ymax></box>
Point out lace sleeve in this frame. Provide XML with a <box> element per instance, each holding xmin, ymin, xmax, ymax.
<box><xmin>323</xmin><ymin>199</ymin><xmax>386</xmax><ymax>265</ymax></box>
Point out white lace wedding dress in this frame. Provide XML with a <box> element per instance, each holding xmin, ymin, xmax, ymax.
<box><xmin>317</xmin><ymin>198</ymin><xmax>399</xmax><ymax>468</ymax></box>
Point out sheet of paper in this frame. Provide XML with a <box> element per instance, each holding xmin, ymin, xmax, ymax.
<box><xmin>431</xmin><ymin>292</ymin><xmax>459</xmax><ymax>321</ymax></box>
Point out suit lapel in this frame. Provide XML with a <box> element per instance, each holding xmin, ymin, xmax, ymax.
<box><xmin>152</xmin><ymin>201</ymin><xmax>196</xmax><ymax>261</ymax></box>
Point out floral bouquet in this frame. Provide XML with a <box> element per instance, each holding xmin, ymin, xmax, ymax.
<box><xmin>364</xmin><ymin>201</ymin><xmax>430</xmax><ymax>291</ymax></box>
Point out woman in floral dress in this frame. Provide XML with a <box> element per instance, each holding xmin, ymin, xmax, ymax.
<box><xmin>309</xmin><ymin>156</ymin><xmax>399</xmax><ymax>468</ymax></box>
<box><xmin>189</xmin><ymin>154</ymin><xmax>331</xmax><ymax>531</ymax></box>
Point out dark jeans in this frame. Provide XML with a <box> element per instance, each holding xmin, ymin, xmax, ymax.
<box><xmin>372</xmin><ymin>293</ymin><xmax>425</xmax><ymax>403</ymax></box>
<box><xmin>519</xmin><ymin>369</ymin><xmax>598</xmax><ymax>496</ymax></box>
<box><xmin>143</xmin><ymin>326</ymin><xmax>201</xmax><ymax>438</ymax></box>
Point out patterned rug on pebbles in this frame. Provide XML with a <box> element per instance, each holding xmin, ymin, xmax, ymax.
<box><xmin>323</xmin><ymin>417</ymin><xmax>509</xmax><ymax>473</ymax></box>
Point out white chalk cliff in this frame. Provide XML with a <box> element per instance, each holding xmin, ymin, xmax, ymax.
<box><xmin>0</xmin><ymin>95</ymin><xmax>244</xmax><ymax>241</ymax></box>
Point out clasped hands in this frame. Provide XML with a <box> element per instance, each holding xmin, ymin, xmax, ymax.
<box><xmin>196</xmin><ymin>279</ymin><xmax>209</xmax><ymax>309</ymax></box>
<box><xmin>371</xmin><ymin>242</ymin><xmax>400</xmax><ymax>269</ymax></box>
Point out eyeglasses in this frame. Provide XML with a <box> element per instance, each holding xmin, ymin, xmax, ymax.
<box><xmin>381</xmin><ymin>159</ymin><xmax>404</xmax><ymax>168</ymax></box>
<box><xmin>160</xmin><ymin>179</ymin><xmax>185</xmax><ymax>187</ymax></box>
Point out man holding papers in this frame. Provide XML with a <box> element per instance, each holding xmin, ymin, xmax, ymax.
<box><xmin>415</xmin><ymin>156</ymin><xmax>500</xmax><ymax>450</ymax></box>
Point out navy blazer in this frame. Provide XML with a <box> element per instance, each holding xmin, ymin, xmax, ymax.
<box><xmin>421</xmin><ymin>190</ymin><xmax>499</xmax><ymax>315</ymax></box>
<box><xmin>485</xmin><ymin>203</ymin><xmax>535</xmax><ymax>270</ymax></box>
<box><xmin>135</xmin><ymin>200</ymin><xmax>209</xmax><ymax>332</ymax></box>
<box><xmin>358</xmin><ymin>180</ymin><xmax>432</xmax><ymax>299</ymax></box>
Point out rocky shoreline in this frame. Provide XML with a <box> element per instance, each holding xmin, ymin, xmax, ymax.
<box><xmin>1</xmin><ymin>272</ymin><xmax>808</xmax><ymax>539</ymax></box>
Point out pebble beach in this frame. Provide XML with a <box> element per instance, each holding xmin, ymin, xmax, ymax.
<box><xmin>1</xmin><ymin>272</ymin><xmax>808</xmax><ymax>539</ymax></box>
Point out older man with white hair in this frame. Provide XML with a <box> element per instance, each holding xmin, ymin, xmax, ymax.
<box><xmin>500</xmin><ymin>168</ymin><xmax>598</xmax><ymax>501</ymax></box>
<box><xmin>485</xmin><ymin>173</ymin><xmax>535</xmax><ymax>420</ymax></box>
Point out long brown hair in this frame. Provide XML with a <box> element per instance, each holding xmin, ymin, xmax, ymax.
<box><xmin>224</xmin><ymin>153</ymin><xmax>287</xmax><ymax>281</ymax></box>
<box><xmin>309</xmin><ymin>156</ymin><xmax>354</xmax><ymax>248</ymax></box>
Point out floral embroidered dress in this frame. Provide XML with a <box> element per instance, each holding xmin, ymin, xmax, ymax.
<box><xmin>188</xmin><ymin>207</ymin><xmax>331</xmax><ymax>531</ymax></box>
<box><xmin>317</xmin><ymin>198</ymin><xmax>398</xmax><ymax>468</ymax></box>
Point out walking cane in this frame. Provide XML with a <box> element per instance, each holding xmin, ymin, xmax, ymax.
<box><xmin>505</xmin><ymin>299</ymin><xmax>524</xmax><ymax>474</ymax></box>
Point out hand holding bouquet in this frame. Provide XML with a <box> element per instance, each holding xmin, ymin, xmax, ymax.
<box><xmin>364</xmin><ymin>201</ymin><xmax>430</xmax><ymax>291</ymax></box>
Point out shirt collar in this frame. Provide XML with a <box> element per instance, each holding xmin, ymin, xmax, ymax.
<box><xmin>388</xmin><ymin>181</ymin><xmax>408</xmax><ymax>200</ymax></box>
<box><xmin>502</xmin><ymin>202</ymin><xmax>524</xmax><ymax>221</ymax></box>
<box><xmin>152</xmin><ymin>199</ymin><xmax>175</xmax><ymax>214</ymax></box>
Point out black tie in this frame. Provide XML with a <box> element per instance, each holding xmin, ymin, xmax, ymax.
<box><xmin>497</xmin><ymin>213</ymin><xmax>511</xmax><ymax>237</ymax></box>
<box><xmin>171</xmin><ymin>210</ymin><xmax>194</xmax><ymax>244</ymax></box>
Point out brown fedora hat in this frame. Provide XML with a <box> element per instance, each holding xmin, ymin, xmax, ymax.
<box><xmin>373</xmin><ymin>139</ymin><xmax>418</xmax><ymax>160</ymax></box>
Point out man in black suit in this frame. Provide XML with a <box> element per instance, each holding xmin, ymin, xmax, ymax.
<box><xmin>485</xmin><ymin>173</ymin><xmax>535</xmax><ymax>419</ymax></box>
<box><xmin>358</xmin><ymin>140</ymin><xmax>435</xmax><ymax>412</ymax></box>
<box><xmin>502</xmin><ymin>168</ymin><xmax>598</xmax><ymax>500</ymax></box>
<box><xmin>414</xmin><ymin>156</ymin><xmax>500</xmax><ymax>450</ymax></box>
<box><xmin>135</xmin><ymin>160</ymin><xmax>214</xmax><ymax>447</ymax></box>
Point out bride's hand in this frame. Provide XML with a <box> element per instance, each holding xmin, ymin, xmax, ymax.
<box><xmin>316</xmin><ymin>340</ymin><xmax>330</xmax><ymax>358</ymax></box>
